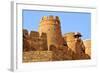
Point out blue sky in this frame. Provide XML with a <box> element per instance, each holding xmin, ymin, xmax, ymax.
<box><xmin>22</xmin><ymin>10</ymin><xmax>91</xmax><ymax>40</ymax></box>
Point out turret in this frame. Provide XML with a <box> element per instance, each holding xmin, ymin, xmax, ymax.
<box><xmin>38</xmin><ymin>16</ymin><xmax>63</xmax><ymax>50</ymax></box>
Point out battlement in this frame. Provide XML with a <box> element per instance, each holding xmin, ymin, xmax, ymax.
<box><xmin>30</xmin><ymin>31</ymin><xmax>47</xmax><ymax>39</ymax></box>
<box><xmin>41</xmin><ymin>15</ymin><xmax>60</xmax><ymax>21</ymax></box>
<box><xmin>41</xmin><ymin>32</ymin><xmax>47</xmax><ymax>38</ymax></box>
<box><xmin>39</xmin><ymin>16</ymin><xmax>60</xmax><ymax>26</ymax></box>
<box><xmin>30</xmin><ymin>31</ymin><xmax>39</xmax><ymax>38</ymax></box>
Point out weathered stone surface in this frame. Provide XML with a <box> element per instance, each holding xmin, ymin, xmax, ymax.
<box><xmin>23</xmin><ymin>51</ymin><xmax>53</xmax><ymax>62</ymax></box>
<box><xmin>64</xmin><ymin>32</ymin><xmax>90</xmax><ymax>60</ymax></box>
<box><xmin>49</xmin><ymin>45</ymin><xmax>72</xmax><ymax>61</ymax></box>
<box><xmin>38</xmin><ymin>16</ymin><xmax>64</xmax><ymax>50</ymax></box>
<box><xmin>23</xmin><ymin>29</ymin><xmax>31</xmax><ymax>51</ymax></box>
<box><xmin>22</xmin><ymin>16</ymin><xmax>91</xmax><ymax>62</ymax></box>
<box><xmin>83</xmin><ymin>40</ymin><xmax>91</xmax><ymax>57</ymax></box>
<box><xmin>23</xmin><ymin>30</ymin><xmax>48</xmax><ymax>51</ymax></box>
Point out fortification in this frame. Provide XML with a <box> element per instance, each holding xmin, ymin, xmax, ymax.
<box><xmin>23</xmin><ymin>29</ymin><xmax>31</xmax><ymax>51</ymax></box>
<box><xmin>23</xmin><ymin>29</ymin><xmax>48</xmax><ymax>51</ymax></box>
<box><xmin>64</xmin><ymin>32</ymin><xmax>76</xmax><ymax>53</ymax></box>
<box><xmin>63</xmin><ymin>32</ymin><xmax>88</xmax><ymax>59</ymax></box>
<box><xmin>23</xmin><ymin>15</ymin><xmax>91</xmax><ymax>62</ymax></box>
<box><xmin>83</xmin><ymin>40</ymin><xmax>91</xmax><ymax>57</ymax></box>
<box><xmin>38</xmin><ymin>16</ymin><xmax>63</xmax><ymax>50</ymax></box>
<box><xmin>30</xmin><ymin>31</ymin><xmax>40</xmax><ymax>51</ymax></box>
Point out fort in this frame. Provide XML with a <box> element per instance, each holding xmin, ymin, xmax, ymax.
<box><xmin>23</xmin><ymin>16</ymin><xmax>91</xmax><ymax>62</ymax></box>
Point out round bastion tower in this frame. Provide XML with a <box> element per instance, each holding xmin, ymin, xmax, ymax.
<box><xmin>38</xmin><ymin>16</ymin><xmax>63</xmax><ymax>50</ymax></box>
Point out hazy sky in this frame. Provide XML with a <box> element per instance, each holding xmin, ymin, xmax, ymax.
<box><xmin>22</xmin><ymin>10</ymin><xmax>91</xmax><ymax>40</ymax></box>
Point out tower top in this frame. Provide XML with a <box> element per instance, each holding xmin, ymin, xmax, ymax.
<box><xmin>40</xmin><ymin>15</ymin><xmax>60</xmax><ymax>26</ymax></box>
<box><xmin>41</xmin><ymin>15</ymin><xmax>60</xmax><ymax>21</ymax></box>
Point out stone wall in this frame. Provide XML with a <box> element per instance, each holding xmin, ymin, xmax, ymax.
<box><xmin>23</xmin><ymin>29</ymin><xmax>31</xmax><ymax>51</ymax></box>
<box><xmin>83</xmin><ymin>40</ymin><xmax>91</xmax><ymax>57</ymax></box>
<box><xmin>23</xmin><ymin>15</ymin><xmax>91</xmax><ymax>62</ymax></box>
<box><xmin>23</xmin><ymin>29</ymin><xmax>48</xmax><ymax>51</ymax></box>
<box><xmin>23</xmin><ymin>51</ymin><xmax>53</xmax><ymax>62</ymax></box>
<box><xmin>49</xmin><ymin>45</ymin><xmax>72</xmax><ymax>60</ymax></box>
<box><xmin>30</xmin><ymin>31</ymin><xmax>40</xmax><ymax>51</ymax></box>
<box><xmin>63</xmin><ymin>32</ymin><xmax>90</xmax><ymax>60</ymax></box>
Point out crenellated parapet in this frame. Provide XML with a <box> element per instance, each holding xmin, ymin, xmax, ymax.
<box><xmin>41</xmin><ymin>16</ymin><xmax>60</xmax><ymax>21</ymax></box>
<box><xmin>40</xmin><ymin>16</ymin><xmax>60</xmax><ymax>26</ymax></box>
<box><xmin>23</xmin><ymin>29</ymin><xmax>48</xmax><ymax>51</ymax></box>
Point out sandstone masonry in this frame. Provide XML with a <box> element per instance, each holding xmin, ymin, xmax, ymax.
<box><xmin>23</xmin><ymin>16</ymin><xmax>91</xmax><ymax>62</ymax></box>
